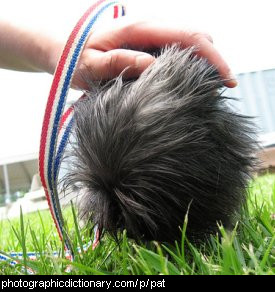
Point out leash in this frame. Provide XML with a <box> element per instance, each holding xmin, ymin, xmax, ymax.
<box><xmin>39</xmin><ymin>0</ymin><xmax>125</xmax><ymax>259</ymax></box>
<box><xmin>0</xmin><ymin>0</ymin><xmax>125</xmax><ymax>273</ymax></box>
<box><xmin>0</xmin><ymin>240</ymin><xmax>96</xmax><ymax>275</ymax></box>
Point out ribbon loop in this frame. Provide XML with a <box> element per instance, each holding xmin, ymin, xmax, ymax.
<box><xmin>39</xmin><ymin>0</ymin><xmax>125</xmax><ymax>257</ymax></box>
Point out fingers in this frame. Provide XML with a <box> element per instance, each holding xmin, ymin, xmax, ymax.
<box><xmin>189</xmin><ymin>34</ymin><xmax>237</xmax><ymax>88</ymax></box>
<box><xmin>89</xmin><ymin>21</ymin><xmax>237</xmax><ymax>88</ymax></box>
<box><xmin>74</xmin><ymin>48</ymin><xmax>155</xmax><ymax>86</ymax></box>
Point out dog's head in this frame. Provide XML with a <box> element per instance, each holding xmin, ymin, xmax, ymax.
<box><xmin>65</xmin><ymin>45</ymin><xmax>257</xmax><ymax>243</ymax></box>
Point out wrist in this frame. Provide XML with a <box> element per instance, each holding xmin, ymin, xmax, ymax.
<box><xmin>38</xmin><ymin>35</ymin><xmax>63</xmax><ymax>74</ymax></box>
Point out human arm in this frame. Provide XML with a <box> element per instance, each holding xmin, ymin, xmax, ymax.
<box><xmin>0</xmin><ymin>20</ymin><xmax>61</xmax><ymax>74</ymax></box>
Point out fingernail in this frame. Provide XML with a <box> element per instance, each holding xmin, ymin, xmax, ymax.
<box><xmin>136</xmin><ymin>54</ymin><xmax>155</xmax><ymax>69</ymax></box>
<box><xmin>228</xmin><ymin>72</ymin><xmax>238</xmax><ymax>87</ymax></box>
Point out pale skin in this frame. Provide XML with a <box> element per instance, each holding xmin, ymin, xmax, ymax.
<box><xmin>0</xmin><ymin>19</ymin><xmax>237</xmax><ymax>90</ymax></box>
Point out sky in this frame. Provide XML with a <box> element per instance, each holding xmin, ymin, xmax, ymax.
<box><xmin>0</xmin><ymin>0</ymin><xmax>275</xmax><ymax>162</ymax></box>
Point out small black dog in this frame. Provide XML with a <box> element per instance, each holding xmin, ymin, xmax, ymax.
<box><xmin>65</xmin><ymin>45</ymin><xmax>257</xmax><ymax>244</ymax></box>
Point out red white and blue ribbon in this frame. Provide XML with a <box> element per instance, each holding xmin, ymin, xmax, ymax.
<box><xmin>0</xmin><ymin>0</ymin><xmax>125</xmax><ymax>273</ymax></box>
<box><xmin>0</xmin><ymin>240</ymin><xmax>95</xmax><ymax>274</ymax></box>
<box><xmin>39</xmin><ymin>0</ymin><xmax>125</xmax><ymax>257</ymax></box>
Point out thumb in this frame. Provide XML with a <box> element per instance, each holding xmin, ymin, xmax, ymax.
<box><xmin>77</xmin><ymin>48</ymin><xmax>155</xmax><ymax>84</ymax></box>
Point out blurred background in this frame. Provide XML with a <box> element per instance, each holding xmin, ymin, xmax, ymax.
<box><xmin>0</xmin><ymin>0</ymin><xmax>275</xmax><ymax>213</ymax></box>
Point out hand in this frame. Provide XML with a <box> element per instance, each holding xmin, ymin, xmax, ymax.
<box><xmin>71</xmin><ymin>20</ymin><xmax>237</xmax><ymax>89</ymax></box>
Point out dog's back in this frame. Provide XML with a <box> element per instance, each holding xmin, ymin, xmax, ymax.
<box><xmin>66</xmin><ymin>45</ymin><xmax>257</xmax><ymax>243</ymax></box>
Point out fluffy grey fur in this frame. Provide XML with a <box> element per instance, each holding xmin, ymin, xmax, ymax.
<box><xmin>64</xmin><ymin>45</ymin><xmax>257</xmax><ymax>243</ymax></box>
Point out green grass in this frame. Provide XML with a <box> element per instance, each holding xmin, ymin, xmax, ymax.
<box><xmin>0</xmin><ymin>174</ymin><xmax>274</xmax><ymax>275</ymax></box>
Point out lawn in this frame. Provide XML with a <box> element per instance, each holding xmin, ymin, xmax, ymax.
<box><xmin>0</xmin><ymin>174</ymin><xmax>274</xmax><ymax>275</ymax></box>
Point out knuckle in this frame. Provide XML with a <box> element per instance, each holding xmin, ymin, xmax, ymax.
<box><xmin>191</xmin><ymin>31</ymin><xmax>213</xmax><ymax>44</ymax></box>
<box><xmin>103</xmin><ymin>52</ymin><xmax>120</xmax><ymax>74</ymax></box>
<box><xmin>121</xmin><ymin>20</ymin><xmax>149</xmax><ymax>35</ymax></box>
<box><xmin>203</xmin><ymin>33</ymin><xmax>214</xmax><ymax>43</ymax></box>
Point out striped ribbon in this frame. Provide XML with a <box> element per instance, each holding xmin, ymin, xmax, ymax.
<box><xmin>0</xmin><ymin>240</ymin><xmax>94</xmax><ymax>274</ymax></box>
<box><xmin>39</xmin><ymin>0</ymin><xmax>125</xmax><ymax>258</ymax></box>
<box><xmin>0</xmin><ymin>0</ymin><xmax>125</xmax><ymax>274</ymax></box>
